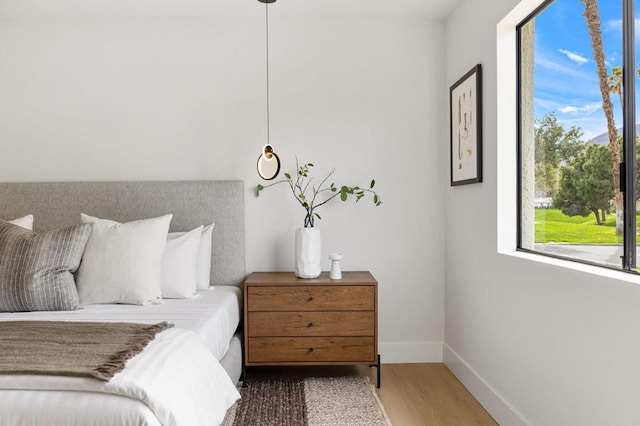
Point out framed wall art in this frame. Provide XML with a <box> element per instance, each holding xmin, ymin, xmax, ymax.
<box><xmin>450</xmin><ymin>64</ymin><xmax>482</xmax><ymax>186</ymax></box>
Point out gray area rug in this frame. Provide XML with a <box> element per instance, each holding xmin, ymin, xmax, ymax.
<box><xmin>222</xmin><ymin>376</ymin><xmax>391</xmax><ymax>426</ymax></box>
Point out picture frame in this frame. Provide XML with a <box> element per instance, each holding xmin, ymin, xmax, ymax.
<box><xmin>450</xmin><ymin>64</ymin><xmax>482</xmax><ymax>186</ymax></box>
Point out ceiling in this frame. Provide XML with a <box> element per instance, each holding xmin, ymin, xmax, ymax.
<box><xmin>0</xmin><ymin>0</ymin><xmax>461</xmax><ymax>20</ymax></box>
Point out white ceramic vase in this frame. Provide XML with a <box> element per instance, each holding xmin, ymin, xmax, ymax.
<box><xmin>295</xmin><ymin>227</ymin><xmax>322</xmax><ymax>279</ymax></box>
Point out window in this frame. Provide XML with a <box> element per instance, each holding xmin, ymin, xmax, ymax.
<box><xmin>517</xmin><ymin>0</ymin><xmax>638</xmax><ymax>271</ymax></box>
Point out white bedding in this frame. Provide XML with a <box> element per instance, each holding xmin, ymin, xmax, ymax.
<box><xmin>0</xmin><ymin>328</ymin><xmax>240</xmax><ymax>426</ymax></box>
<box><xmin>0</xmin><ymin>286</ymin><xmax>242</xmax><ymax>361</ymax></box>
<box><xmin>0</xmin><ymin>287</ymin><xmax>243</xmax><ymax>425</ymax></box>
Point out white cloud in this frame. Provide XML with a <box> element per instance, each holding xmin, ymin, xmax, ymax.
<box><xmin>558</xmin><ymin>49</ymin><xmax>589</xmax><ymax>65</ymax></box>
<box><xmin>535</xmin><ymin>54</ymin><xmax>595</xmax><ymax>81</ymax></box>
<box><xmin>536</xmin><ymin>56</ymin><xmax>598</xmax><ymax>80</ymax></box>
<box><xmin>607</xmin><ymin>18</ymin><xmax>622</xmax><ymax>31</ymax></box>
<box><xmin>606</xmin><ymin>17</ymin><xmax>640</xmax><ymax>40</ymax></box>
<box><xmin>534</xmin><ymin>98</ymin><xmax>563</xmax><ymax>111</ymax></box>
<box><xmin>558</xmin><ymin>102</ymin><xmax>602</xmax><ymax>115</ymax></box>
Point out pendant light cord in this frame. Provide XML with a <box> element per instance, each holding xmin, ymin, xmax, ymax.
<box><xmin>265</xmin><ymin>2</ymin><xmax>271</xmax><ymax>145</ymax></box>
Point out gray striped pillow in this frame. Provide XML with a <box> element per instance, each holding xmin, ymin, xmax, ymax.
<box><xmin>0</xmin><ymin>220</ymin><xmax>92</xmax><ymax>312</ymax></box>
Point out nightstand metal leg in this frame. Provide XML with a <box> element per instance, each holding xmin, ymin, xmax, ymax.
<box><xmin>369</xmin><ymin>354</ymin><xmax>381</xmax><ymax>388</ymax></box>
<box><xmin>241</xmin><ymin>363</ymin><xmax>248</xmax><ymax>388</ymax></box>
<box><xmin>376</xmin><ymin>354</ymin><xmax>381</xmax><ymax>388</ymax></box>
<box><xmin>240</xmin><ymin>339</ymin><xmax>248</xmax><ymax>388</ymax></box>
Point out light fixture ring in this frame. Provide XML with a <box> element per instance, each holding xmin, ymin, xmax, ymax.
<box><xmin>257</xmin><ymin>146</ymin><xmax>281</xmax><ymax>180</ymax></box>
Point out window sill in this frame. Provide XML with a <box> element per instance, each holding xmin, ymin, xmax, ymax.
<box><xmin>498</xmin><ymin>248</ymin><xmax>640</xmax><ymax>286</ymax></box>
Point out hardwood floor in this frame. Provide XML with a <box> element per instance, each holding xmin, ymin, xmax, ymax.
<box><xmin>373</xmin><ymin>364</ymin><xmax>497</xmax><ymax>425</ymax></box>
<box><xmin>245</xmin><ymin>363</ymin><xmax>497</xmax><ymax>425</ymax></box>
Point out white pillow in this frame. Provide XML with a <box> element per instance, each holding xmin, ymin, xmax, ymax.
<box><xmin>170</xmin><ymin>223</ymin><xmax>214</xmax><ymax>290</ymax></box>
<box><xmin>76</xmin><ymin>213</ymin><xmax>172</xmax><ymax>305</ymax></box>
<box><xmin>163</xmin><ymin>225</ymin><xmax>202</xmax><ymax>298</ymax></box>
<box><xmin>7</xmin><ymin>214</ymin><xmax>34</xmax><ymax>230</ymax></box>
<box><xmin>197</xmin><ymin>224</ymin><xmax>215</xmax><ymax>289</ymax></box>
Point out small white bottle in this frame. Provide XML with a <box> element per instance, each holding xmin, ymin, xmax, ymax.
<box><xmin>329</xmin><ymin>253</ymin><xmax>343</xmax><ymax>280</ymax></box>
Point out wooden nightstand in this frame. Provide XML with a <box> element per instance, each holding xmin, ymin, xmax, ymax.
<box><xmin>243</xmin><ymin>271</ymin><xmax>380</xmax><ymax>387</ymax></box>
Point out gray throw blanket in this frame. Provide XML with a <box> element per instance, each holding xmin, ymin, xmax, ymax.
<box><xmin>0</xmin><ymin>321</ymin><xmax>173</xmax><ymax>381</ymax></box>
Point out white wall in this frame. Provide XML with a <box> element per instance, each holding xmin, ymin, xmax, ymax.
<box><xmin>445</xmin><ymin>0</ymin><xmax>640</xmax><ymax>424</ymax></box>
<box><xmin>0</xmin><ymin>2</ymin><xmax>446</xmax><ymax>362</ymax></box>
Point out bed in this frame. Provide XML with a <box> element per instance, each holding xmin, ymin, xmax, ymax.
<box><xmin>0</xmin><ymin>181</ymin><xmax>246</xmax><ymax>426</ymax></box>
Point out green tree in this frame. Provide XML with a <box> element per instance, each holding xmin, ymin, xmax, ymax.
<box><xmin>534</xmin><ymin>112</ymin><xmax>586</xmax><ymax>197</ymax></box>
<box><xmin>554</xmin><ymin>144</ymin><xmax>614</xmax><ymax>225</ymax></box>
<box><xmin>555</xmin><ymin>163</ymin><xmax>590</xmax><ymax>218</ymax></box>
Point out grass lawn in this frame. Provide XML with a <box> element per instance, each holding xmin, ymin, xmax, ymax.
<box><xmin>534</xmin><ymin>209</ymin><xmax>640</xmax><ymax>244</ymax></box>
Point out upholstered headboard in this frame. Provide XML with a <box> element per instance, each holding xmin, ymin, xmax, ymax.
<box><xmin>0</xmin><ymin>181</ymin><xmax>245</xmax><ymax>287</ymax></box>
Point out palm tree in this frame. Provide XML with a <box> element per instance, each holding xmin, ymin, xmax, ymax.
<box><xmin>581</xmin><ymin>0</ymin><xmax>623</xmax><ymax>235</ymax></box>
<box><xmin>610</xmin><ymin>66</ymin><xmax>640</xmax><ymax>106</ymax></box>
<box><xmin>608</xmin><ymin>66</ymin><xmax>623</xmax><ymax>108</ymax></box>
<box><xmin>608</xmin><ymin>66</ymin><xmax>640</xmax><ymax>204</ymax></box>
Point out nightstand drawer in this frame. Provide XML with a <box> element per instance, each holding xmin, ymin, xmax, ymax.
<box><xmin>248</xmin><ymin>311</ymin><xmax>375</xmax><ymax>337</ymax></box>
<box><xmin>247</xmin><ymin>286</ymin><xmax>374</xmax><ymax>311</ymax></box>
<box><xmin>247</xmin><ymin>337</ymin><xmax>375</xmax><ymax>363</ymax></box>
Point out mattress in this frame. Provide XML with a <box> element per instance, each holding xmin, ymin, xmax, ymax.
<box><xmin>0</xmin><ymin>286</ymin><xmax>242</xmax><ymax>361</ymax></box>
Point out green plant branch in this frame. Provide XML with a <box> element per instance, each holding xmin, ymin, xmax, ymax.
<box><xmin>311</xmin><ymin>191</ymin><xmax>342</xmax><ymax>210</ymax></box>
<box><xmin>256</xmin><ymin>158</ymin><xmax>382</xmax><ymax>227</ymax></box>
<box><xmin>257</xmin><ymin>178</ymin><xmax>307</xmax><ymax>208</ymax></box>
<box><xmin>302</xmin><ymin>178</ymin><xmax>314</xmax><ymax>198</ymax></box>
<box><xmin>309</xmin><ymin>169</ymin><xmax>335</xmax><ymax>209</ymax></box>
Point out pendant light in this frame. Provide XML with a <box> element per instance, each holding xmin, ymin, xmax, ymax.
<box><xmin>256</xmin><ymin>0</ymin><xmax>281</xmax><ymax>180</ymax></box>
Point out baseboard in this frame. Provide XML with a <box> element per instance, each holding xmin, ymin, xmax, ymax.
<box><xmin>443</xmin><ymin>344</ymin><xmax>529</xmax><ymax>425</ymax></box>
<box><xmin>379</xmin><ymin>341</ymin><xmax>443</xmax><ymax>363</ymax></box>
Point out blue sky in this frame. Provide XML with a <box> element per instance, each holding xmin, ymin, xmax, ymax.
<box><xmin>533</xmin><ymin>0</ymin><xmax>630</xmax><ymax>140</ymax></box>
